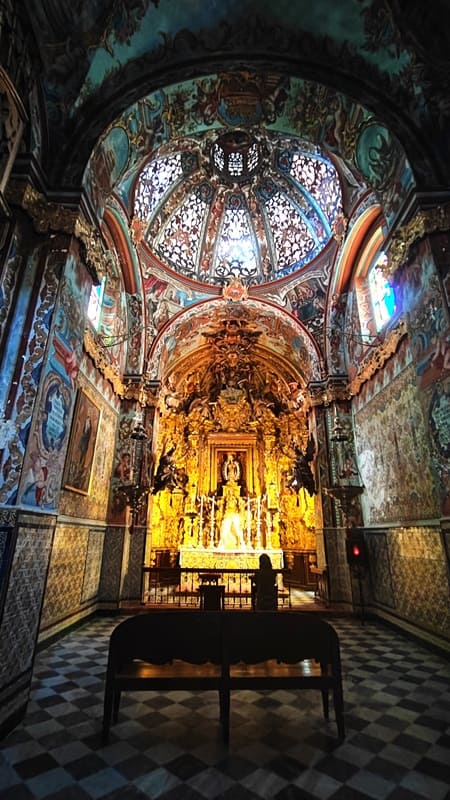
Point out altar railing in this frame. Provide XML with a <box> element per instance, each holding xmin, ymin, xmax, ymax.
<box><xmin>141</xmin><ymin>566</ymin><xmax>292</xmax><ymax>609</ymax></box>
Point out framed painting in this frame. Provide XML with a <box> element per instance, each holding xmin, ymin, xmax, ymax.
<box><xmin>63</xmin><ymin>389</ymin><xmax>100</xmax><ymax>494</ymax></box>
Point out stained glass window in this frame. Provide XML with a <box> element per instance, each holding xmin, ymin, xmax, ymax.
<box><xmin>369</xmin><ymin>256</ymin><xmax>396</xmax><ymax>331</ymax></box>
<box><xmin>87</xmin><ymin>278</ymin><xmax>105</xmax><ymax>330</ymax></box>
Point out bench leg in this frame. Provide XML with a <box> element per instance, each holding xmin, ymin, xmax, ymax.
<box><xmin>320</xmin><ymin>664</ymin><xmax>330</xmax><ymax>719</ymax></box>
<box><xmin>102</xmin><ymin>687</ymin><xmax>114</xmax><ymax>743</ymax></box>
<box><xmin>219</xmin><ymin>688</ymin><xmax>230</xmax><ymax>744</ymax></box>
<box><xmin>113</xmin><ymin>688</ymin><xmax>121</xmax><ymax>724</ymax></box>
<box><xmin>333</xmin><ymin>679</ymin><xmax>345</xmax><ymax>740</ymax></box>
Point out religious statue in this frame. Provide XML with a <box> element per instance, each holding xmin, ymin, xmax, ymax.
<box><xmin>152</xmin><ymin>446</ymin><xmax>188</xmax><ymax>494</ymax></box>
<box><xmin>287</xmin><ymin>436</ymin><xmax>317</xmax><ymax>496</ymax></box>
<box><xmin>222</xmin><ymin>452</ymin><xmax>241</xmax><ymax>484</ymax></box>
<box><xmin>218</xmin><ymin>491</ymin><xmax>245</xmax><ymax>550</ymax></box>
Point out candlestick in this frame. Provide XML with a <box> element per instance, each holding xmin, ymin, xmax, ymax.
<box><xmin>199</xmin><ymin>495</ymin><xmax>204</xmax><ymax>545</ymax></box>
<box><xmin>256</xmin><ymin>496</ymin><xmax>261</xmax><ymax>548</ymax></box>
<box><xmin>210</xmin><ymin>495</ymin><xmax>215</xmax><ymax>548</ymax></box>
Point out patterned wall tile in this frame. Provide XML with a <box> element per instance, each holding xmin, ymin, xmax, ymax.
<box><xmin>369</xmin><ymin>527</ymin><xmax>450</xmax><ymax>640</ymax></box>
<box><xmin>324</xmin><ymin>529</ymin><xmax>352</xmax><ymax>604</ymax></box>
<box><xmin>81</xmin><ymin>529</ymin><xmax>105</xmax><ymax>603</ymax></box>
<box><xmin>40</xmin><ymin>524</ymin><xmax>88</xmax><ymax>629</ymax></box>
<box><xmin>0</xmin><ymin>515</ymin><xmax>54</xmax><ymax>727</ymax></box>
<box><xmin>366</xmin><ymin>531</ymin><xmax>395</xmax><ymax>607</ymax></box>
<box><xmin>99</xmin><ymin>526</ymin><xmax>125</xmax><ymax>603</ymax></box>
<box><xmin>121</xmin><ymin>526</ymin><xmax>145</xmax><ymax>599</ymax></box>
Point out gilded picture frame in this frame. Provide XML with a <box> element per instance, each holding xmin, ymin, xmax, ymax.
<box><xmin>63</xmin><ymin>389</ymin><xmax>100</xmax><ymax>494</ymax></box>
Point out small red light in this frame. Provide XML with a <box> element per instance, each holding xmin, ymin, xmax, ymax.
<box><xmin>352</xmin><ymin>544</ymin><xmax>360</xmax><ymax>557</ymax></box>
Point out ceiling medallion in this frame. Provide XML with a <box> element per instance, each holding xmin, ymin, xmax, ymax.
<box><xmin>222</xmin><ymin>277</ymin><xmax>248</xmax><ymax>302</ymax></box>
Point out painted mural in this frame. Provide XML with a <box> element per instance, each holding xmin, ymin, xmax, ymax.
<box><xmin>146</xmin><ymin>297</ymin><xmax>321</xmax><ymax>385</ymax></box>
<box><xmin>85</xmin><ymin>71</ymin><xmax>414</xmax><ymax>230</ymax></box>
<box><xmin>18</xmin><ymin>251</ymin><xmax>92</xmax><ymax>510</ymax></box>
<box><xmin>0</xmin><ymin>248</ymin><xmax>60</xmax><ymax>506</ymax></box>
<box><xmin>23</xmin><ymin>0</ymin><xmax>444</xmax><ymax>186</ymax></box>
<box><xmin>355</xmin><ymin>361</ymin><xmax>439</xmax><ymax>524</ymax></box>
<box><xmin>395</xmin><ymin>238</ymin><xmax>450</xmax><ymax>515</ymax></box>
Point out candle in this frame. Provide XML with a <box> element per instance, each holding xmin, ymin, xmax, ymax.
<box><xmin>210</xmin><ymin>495</ymin><xmax>215</xmax><ymax>547</ymax></box>
<box><xmin>199</xmin><ymin>495</ymin><xmax>204</xmax><ymax>543</ymax></box>
<box><xmin>256</xmin><ymin>496</ymin><xmax>261</xmax><ymax>547</ymax></box>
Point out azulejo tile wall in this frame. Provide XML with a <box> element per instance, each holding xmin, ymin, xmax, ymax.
<box><xmin>0</xmin><ymin>513</ymin><xmax>55</xmax><ymax>731</ymax></box>
<box><xmin>366</xmin><ymin>527</ymin><xmax>450</xmax><ymax>643</ymax></box>
<box><xmin>40</xmin><ymin>523</ymin><xmax>104</xmax><ymax>633</ymax></box>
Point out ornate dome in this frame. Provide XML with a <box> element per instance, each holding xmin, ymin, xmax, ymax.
<box><xmin>133</xmin><ymin>129</ymin><xmax>343</xmax><ymax>287</ymax></box>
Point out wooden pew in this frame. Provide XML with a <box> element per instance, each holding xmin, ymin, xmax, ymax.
<box><xmin>220</xmin><ymin>611</ymin><xmax>345</xmax><ymax>742</ymax></box>
<box><xmin>102</xmin><ymin>610</ymin><xmax>345</xmax><ymax>743</ymax></box>
<box><xmin>102</xmin><ymin>611</ymin><xmax>223</xmax><ymax>743</ymax></box>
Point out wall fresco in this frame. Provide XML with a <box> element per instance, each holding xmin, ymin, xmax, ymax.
<box><xmin>355</xmin><ymin>361</ymin><xmax>439</xmax><ymax>524</ymax></box>
<box><xmin>147</xmin><ymin>298</ymin><xmax>321</xmax><ymax>384</ymax></box>
<box><xmin>403</xmin><ymin>241</ymin><xmax>450</xmax><ymax>391</ymax></box>
<box><xmin>396</xmin><ymin>238</ymin><xmax>450</xmax><ymax>515</ymax></box>
<box><xmin>0</xmin><ymin>247</ymin><xmax>59</xmax><ymax>506</ymax></box>
<box><xmin>17</xmin><ymin>252</ymin><xmax>92</xmax><ymax>511</ymax></box>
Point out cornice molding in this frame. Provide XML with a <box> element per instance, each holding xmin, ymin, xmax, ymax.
<box><xmin>84</xmin><ymin>329</ymin><xmax>124</xmax><ymax>396</ymax></box>
<box><xmin>348</xmin><ymin>319</ymin><xmax>408</xmax><ymax>396</ymax></box>
<box><xmin>388</xmin><ymin>204</ymin><xmax>450</xmax><ymax>274</ymax></box>
<box><xmin>7</xmin><ymin>182</ymin><xmax>109</xmax><ymax>281</ymax></box>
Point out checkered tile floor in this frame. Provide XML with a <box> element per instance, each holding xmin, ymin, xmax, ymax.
<box><xmin>1</xmin><ymin>613</ymin><xmax>449</xmax><ymax>800</ymax></box>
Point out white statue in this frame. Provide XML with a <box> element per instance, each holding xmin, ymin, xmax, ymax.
<box><xmin>218</xmin><ymin>492</ymin><xmax>245</xmax><ymax>550</ymax></box>
<box><xmin>222</xmin><ymin>452</ymin><xmax>241</xmax><ymax>484</ymax></box>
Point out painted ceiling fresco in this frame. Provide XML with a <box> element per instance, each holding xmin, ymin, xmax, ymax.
<box><xmin>22</xmin><ymin>0</ymin><xmax>450</xmax><ymax>190</ymax></box>
<box><xmin>80</xmin><ymin>67</ymin><xmax>414</xmax><ymax>380</ymax></box>
<box><xmin>147</xmin><ymin>299</ymin><xmax>322</xmax><ymax>384</ymax></box>
<box><xmin>18</xmin><ymin>1</ymin><xmax>450</xmax><ymax>387</ymax></box>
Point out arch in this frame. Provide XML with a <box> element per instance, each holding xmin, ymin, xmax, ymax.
<box><xmin>146</xmin><ymin>296</ymin><xmax>323</xmax><ymax>385</ymax></box>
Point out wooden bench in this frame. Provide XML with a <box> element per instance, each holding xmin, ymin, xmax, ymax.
<box><xmin>221</xmin><ymin>611</ymin><xmax>345</xmax><ymax>741</ymax></box>
<box><xmin>102</xmin><ymin>610</ymin><xmax>345</xmax><ymax>743</ymax></box>
<box><xmin>102</xmin><ymin>611</ymin><xmax>223</xmax><ymax>744</ymax></box>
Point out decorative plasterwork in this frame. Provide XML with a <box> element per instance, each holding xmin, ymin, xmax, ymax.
<box><xmin>348</xmin><ymin>319</ymin><xmax>408</xmax><ymax>396</ymax></box>
<box><xmin>7</xmin><ymin>183</ymin><xmax>109</xmax><ymax>281</ymax></box>
<box><xmin>74</xmin><ymin>216</ymin><xmax>111</xmax><ymax>282</ymax></box>
<box><xmin>9</xmin><ymin>183</ymin><xmax>78</xmax><ymax>233</ymax></box>
<box><xmin>83</xmin><ymin>329</ymin><xmax>124</xmax><ymax>396</ymax></box>
<box><xmin>388</xmin><ymin>204</ymin><xmax>450</xmax><ymax>274</ymax></box>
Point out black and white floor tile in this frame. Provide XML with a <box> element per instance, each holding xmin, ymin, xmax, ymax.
<box><xmin>0</xmin><ymin>608</ymin><xmax>449</xmax><ymax>800</ymax></box>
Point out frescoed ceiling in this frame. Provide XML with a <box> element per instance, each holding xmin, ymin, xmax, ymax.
<box><xmin>21</xmin><ymin>0</ymin><xmax>450</xmax><ymax>190</ymax></box>
<box><xmin>84</xmin><ymin>68</ymin><xmax>411</xmax><ymax>381</ymax></box>
<box><xmin>17</xmin><ymin>1</ymin><xmax>450</xmax><ymax>391</ymax></box>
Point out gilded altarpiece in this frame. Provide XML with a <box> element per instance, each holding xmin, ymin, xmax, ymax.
<box><xmin>145</xmin><ymin>340</ymin><xmax>317</xmax><ymax>570</ymax></box>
